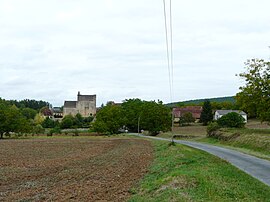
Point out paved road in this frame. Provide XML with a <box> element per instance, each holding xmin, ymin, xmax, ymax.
<box><xmin>130</xmin><ymin>134</ymin><xmax>270</xmax><ymax>187</ymax></box>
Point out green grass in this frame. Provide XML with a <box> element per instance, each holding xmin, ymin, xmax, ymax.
<box><xmin>197</xmin><ymin>127</ymin><xmax>270</xmax><ymax>160</ymax></box>
<box><xmin>129</xmin><ymin>140</ymin><xmax>270</xmax><ymax>202</ymax></box>
<box><xmin>158</xmin><ymin>120</ymin><xmax>270</xmax><ymax>160</ymax></box>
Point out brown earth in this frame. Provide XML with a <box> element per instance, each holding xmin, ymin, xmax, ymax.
<box><xmin>0</xmin><ymin>137</ymin><xmax>153</xmax><ymax>202</ymax></box>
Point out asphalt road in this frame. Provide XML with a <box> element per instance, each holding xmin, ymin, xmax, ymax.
<box><xmin>130</xmin><ymin>134</ymin><xmax>270</xmax><ymax>187</ymax></box>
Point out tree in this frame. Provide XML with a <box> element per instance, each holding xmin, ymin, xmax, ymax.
<box><xmin>74</xmin><ymin>113</ymin><xmax>83</xmax><ymax>128</ymax></box>
<box><xmin>61</xmin><ymin>115</ymin><xmax>76</xmax><ymax>129</ymax></box>
<box><xmin>21</xmin><ymin>108</ymin><xmax>37</xmax><ymax>120</ymax></box>
<box><xmin>179</xmin><ymin>112</ymin><xmax>195</xmax><ymax>126</ymax></box>
<box><xmin>200</xmin><ymin>100</ymin><xmax>213</xmax><ymax>125</ymax></box>
<box><xmin>34</xmin><ymin>113</ymin><xmax>45</xmax><ymax>125</ymax></box>
<box><xmin>41</xmin><ymin>117</ymin><xmax>56</xmax><ymax>128</ymax></box>
<box><xmin>236</xmin><ymin>58</ymin><xmax>270</xmax><ymax>122</ymax></box>
<box><xmin>217</xmin><ymin>112</ymin><xmax>245</xmax><ymax>128</ymax></box>
<box><xmin>92</xmin><ymin>105</ymin><xmax>124</xmax><ymax>135</ymax></box>
<box><xmin>122</xmin><ymin>99</ymin><xmax>144</xmax><ymax>132</ymax></box>
<box><xmin>0</xmin><ymin>104</ymin><xmax>31</xmax><ymax>139</ymax></box>
<box><xmin>138</xmin><ymin>101</ymin><xmax>171</xmax><ymax>135</ymax></box>
<box><xmin>122</xmin><ymin>99</ymin><xmax>171</xmax><ymax>135</ymax></box>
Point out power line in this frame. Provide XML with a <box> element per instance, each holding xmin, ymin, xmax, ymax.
<box><xmin>169</xmin><ymin>0</ymin><xmax>174</xmax><ymax>101</ymax></box>
<box><xmin>163</xmin><ymin>0</ymin><xmax>175</xmax><ymax>133</ymax></box>
<box><xmin>163</xmin><ymin>0</ymin><xmax>173</xmax><ymax>103</ymax></box>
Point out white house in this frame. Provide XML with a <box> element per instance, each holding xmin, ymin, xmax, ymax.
<box><xmin>214</xmin><ymin>110</ymin><xmax>247</xmax><ymax>123</ymax></box>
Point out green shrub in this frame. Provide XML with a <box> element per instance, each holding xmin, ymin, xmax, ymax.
<box><xmin>217</xmin><ymin>112</ymin><xmax>245</xmax><ymax>128</ymax></box>
<box><xmin>179</xmin><ymin>112</ymin><xmax>195</xmax><ymax>126</ymax></box>
<box><xmin>73</xmin><ymin>129</ymin><xmax>79</xmax><ymax>136</ymax></box>
<box><xmin>207</xmin><ymin>122</ymin><xmax>221</xmax><ymax>137</ymax></box>
<box><xmin>33</xmin><ymin>124</ymin><xmax>45</xmax><ymax>134</ymax></box>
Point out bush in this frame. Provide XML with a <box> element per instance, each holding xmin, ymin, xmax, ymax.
<box><xmin>33</xmin><ymin>124</ymin><xmax>45</xmax><ymax>134</ymax></box>
<box><xmin>179</xmin><ymin>112</ymin><xmax>195</xmax><ymax>126</ymax></box>
<box><xmin>48</xmin><ymin>127</ymin><xmax>61</xmax><ymax>136</ymax></box>
<box><xmin>207</xmin><ymin>122</ymin><xmax>221</xmax><ymax>137</ymax></box>
<box><xmin>217</xmin><ymin>112</ymin><xmax>245</xmax><ymax>128</ymax></box>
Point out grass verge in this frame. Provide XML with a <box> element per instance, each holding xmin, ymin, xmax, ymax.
<box><xmin>128</xmin><ymin>140</ymin><xmax>270</xmax><ymax>202</ymax></box>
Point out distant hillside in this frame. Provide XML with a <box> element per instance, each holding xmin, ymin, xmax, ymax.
<box><xmin>166</xmin><ymin>96</ymin><xmax>236</xmax><ymax>108</ymax></box>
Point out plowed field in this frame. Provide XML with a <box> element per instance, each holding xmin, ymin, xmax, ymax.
<box><xmin>0</xmin><ymin>137</ymin><xmax>153</xmax><ymax>201</ymax></box>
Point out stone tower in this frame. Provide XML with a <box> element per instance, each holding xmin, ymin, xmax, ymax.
<box><xmin>63</xmin><ymin>91</ymin><xmax>96</xmax><ymax>117</ymax></box>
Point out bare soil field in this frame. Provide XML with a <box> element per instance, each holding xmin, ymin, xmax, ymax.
<box><xmin>0</xmin><ymin>137</ymin><xmax>153</xmax><ymax>202</ymax></box>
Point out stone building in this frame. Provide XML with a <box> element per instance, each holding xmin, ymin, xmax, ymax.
<box><xmin>63</xmin><ymin>92</ymin><xmax>96</xmax><ymax>117</ymax></box>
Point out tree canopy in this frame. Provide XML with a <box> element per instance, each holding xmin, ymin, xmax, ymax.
<box><xmin>93</xmin><ymin>99</ymin><xmax>171</xmax><ymax>135</ymax></box>
<box><xmin>0</xmin><ymin>101</ymin><xmax>31</xmax><ymax>139</ymax></box>
<box><xmin>93</xmin><ymin>104</ymin><xmax>124</xmax><ymax>135</ymax></box>
<box><xmin>236</xmin><ymin>58</ymin><xmax>270</xmax><ymax>122</ymax></box>
<box><xmin>200</xmin><ymin>100</ymin><xmax>213</xmax><ymax>125</ymax></box>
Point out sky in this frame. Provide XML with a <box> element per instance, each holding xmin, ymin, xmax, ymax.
<box><xmin>0</xmin><ymin>0</ymin><xmax>270</xmax><ymax>107</ymax></box>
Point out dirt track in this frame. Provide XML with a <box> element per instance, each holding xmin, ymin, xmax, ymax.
<box><xmin>0</xmin><ymin>137</ymin><xmax>153</xmax><ymax>201</ymax></box>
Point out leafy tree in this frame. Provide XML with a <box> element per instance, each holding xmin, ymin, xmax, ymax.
<box><xmin>34</xmin><ymin>113</ymin><xmax>45</xmax><ymax>125</ymax></box>
<box><xmin>139</xmin><ymin>101</ymin><xmax>171</xmax><ymax>135</ymax></box>
<box><xmin>122</xmin><ymin>99</ymin><xmax>144</xmax><ymax>132</ymax></box>
<box><xmin>217</xmin><ymin>112</ymin><xmax>245</xmax><ymax>128</ymax></box>
<box><xmin>33</xmin><ymin>124</ymin><xmax>45</xmax><ymax>134</ymax></box>
<box><xmin>122</xmin><ymin>99</ymin><xmax>171</xmax><ymax>135</ymax></box>
<box><xmin>21</xmin><ymin>108</ymin><xmax>37</xmax><ymax>120</ymax></box>
<box><xmin>0</xmin><ymin>104</ymin><xmax>31</xmax><ymax>139</ymax></box>
<box><xmin>200</xmin><ymin>100</ymin><xmax>213</xmax><ymax>125</ymax></box>
<box><xmin>75</xmin><ymin>113</ymin><xmax>83</xmax><ymax>128</ymax></box>
<box><xmin>82</xmin><ymin>115</ymin><xmax>94</xmax><ymax>127</ymax></box>
<box><xmin>41</xmin><ymin>117</ymin><xmax>55</xmax><ymax>128</ymax></box>
<box><xmin>179</xmin><ymin>112</ymin><xmax>195</xmax><ymax>126</ymax></box>
<box><xmin>93</xmin><ymin>105</ymin><xmax>124</xmax><ymax>135</ymax></box>
<box><xmin>9</xmin><ymin>99</ymin><xmax>50</xmax><ymax>111</ymax></box>
<box><xmin>236</xmin><ymin>58</ymin><xmax>270</xmax><ymax>122</ymax></box>
<box><xmin>60</xmin><ymin>115</ymin><xmax>76</xmax><ymax>129</ymax></box>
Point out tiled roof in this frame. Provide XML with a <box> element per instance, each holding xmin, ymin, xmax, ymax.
<box><xmin>64</xmin><ymin>101</ymin><xmax>76</xmax><ymax>108</ymax></box>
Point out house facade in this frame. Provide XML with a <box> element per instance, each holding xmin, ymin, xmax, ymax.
<box><xmin>214</xmin><ymin>110</ymin><xmax>247</xmax><ymax>123</ymax></box>
<box><xmin>173</xmin><ymin>106</ymin><xmax>202</xmax><ymax>122</ymax></box>
<box><xmin>63</xmin><ymin>92</ymin><xmax>96</xmax><ymax>117</ymax></box>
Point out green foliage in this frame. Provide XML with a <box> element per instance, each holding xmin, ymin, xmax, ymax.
<box><xmin>167</xmin><ymin>96</ymin><xmax>236</xmax><ymax>108</ymax></box>
<box><xmin>200</xmin><ymin>100</ymin><xmax>213</xmax><ymax>125</ymax></box>
<box><xmin>8</xmin><ymin>99</ymin><xmax>50</xmax><ymax>111</ymax></box>
<box><xmin>121</xmin><ymin>99</ymin><xmax>144</xmax><ymax>132</ymax></box>
<box><xmin>60</xmin><ymin>115</ymin><xmax>76</xmax><ymax>129</ymax></box>
<box><xmin>121</xmin><ymin>99</ymin><xmax>171</xmax><ymax>135</ymax></box>
<box><xmin>34</xmin><ymin>113</ymin><xmax>45</xmax><ymax>125</ymax></box>
<box><xmin>179</xmin><ymin>112</ymin><xmax>195</xmax><ymax>126</ymax></box>
<box><xmin>48</xmin><ymin>126</ymin><xmax>61</xmax><ymax>136</ymax></box>
<box><xmin>41</xmin><ymin>117</ymin><xmax>56</xmax><ymax>128</ymax></box>
<box><xmin>139</xmin><ymin>101</ymin><xmax>171</xmax><ymax>135</ymax></box>
<box><xmin>93</xmin><ymin>105</ymin><xmax>124</xmax><ymax>135</ymax></box>
<box><xmin>0</xmin><ymin>103</ymin><xmax>31</xmax><ymax>138</ymax></box>
<box><xmin>60</xmin><ymin>114</ymin><xmax>93</xmax><ymax>129</ymax></box>
<box><xmin>207</xmin><ymin>122</ymin><xmax>221</xmax><ymax>137</ymax></box>
<box><xmin>236</xmin><ymin>58</ymin><xmax>270</xmax><ymax>122</ymax></box>
<box><xmin>129</xmin><ymin>141</ymin><xmax>270</xmax><ymax>201</ymax></box>
<box><xmin>21</xmin><ymin>108</ymin><xmax>37</xmax><ymax>120</ymax></box>
<box><xmin>94</xmin><ymin>99</ymin><xmax>171</xmax><ymax>135</ymax></box>
<box><xmin>217</xmin><ymin>112</ymin><xmax>245</xmax><ymax>128</ymax></box>
<box><xmin>33</xmin><ymin>124</ymin><xmax>45</xmax><ymax>134</ymax></box>
<box><xmin>75</xmin><ymin>113</ymin><xmax>83</xmax><ymax>126</ymax></box>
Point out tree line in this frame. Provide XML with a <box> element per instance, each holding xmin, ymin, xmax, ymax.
<box><xmin>93</xmin><ymin>99</ymin><xmax>171</xmax><ymax>135</ymax></box>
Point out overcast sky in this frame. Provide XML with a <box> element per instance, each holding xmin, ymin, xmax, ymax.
<box><xmin>0</xmin><ymin>0</ymin><xmax>270</xmax><ymax>107</ymax></box>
